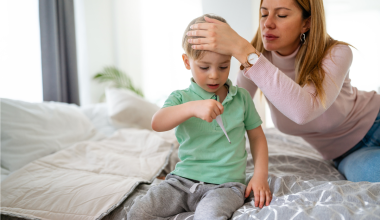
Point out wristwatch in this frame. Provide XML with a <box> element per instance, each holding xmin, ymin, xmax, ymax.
<box><xmin>240</xmin><ymin>50</ymin><xmax>261</xmax><ymax>70</ymax></box>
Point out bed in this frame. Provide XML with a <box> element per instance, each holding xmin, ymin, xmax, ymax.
<box><xmin>1</xmin><ymin>88</ymin><xmax>379</xmax><ymax>220</ymax></box>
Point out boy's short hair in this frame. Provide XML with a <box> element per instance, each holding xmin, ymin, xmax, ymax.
<box><xmin>182</xmin><ymin>14</ymin><xmax>228</xmax><ymax>60</ymax></box>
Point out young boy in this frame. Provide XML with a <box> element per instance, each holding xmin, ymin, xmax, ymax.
<box><xmin>128</xmin><ymin>14</ymin><xmax>271</xmax><ymax>220</ymax></box>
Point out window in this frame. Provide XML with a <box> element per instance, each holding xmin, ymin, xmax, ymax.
<box><xmin>0</xmin><ymin>0</ymin><xmax>43</xmax><ymax>103</ymax></box>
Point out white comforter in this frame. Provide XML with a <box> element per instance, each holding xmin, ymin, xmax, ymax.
<box><xmin>1</xmin><ymin>129</ymin><xmax>175</xmax><ymax>220</ymax></box>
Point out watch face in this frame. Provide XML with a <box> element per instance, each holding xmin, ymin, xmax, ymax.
<box><xmin>248</xmin><ymin>53</ymin><xmax>259</xmax><ymax>64</ymax></box>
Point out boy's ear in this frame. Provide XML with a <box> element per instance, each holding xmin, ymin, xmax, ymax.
<box><xmin>182</xmin><ymin>54</ymin><xmax>191</xmax><ymax>70</ymax></box>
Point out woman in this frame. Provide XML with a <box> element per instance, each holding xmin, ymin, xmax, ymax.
<box><xmin>187</xmin><ymin>0</ymin><xmax>380</xmax><ymax>182</ymax></box>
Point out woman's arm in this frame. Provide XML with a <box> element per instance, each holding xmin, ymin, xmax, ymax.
<box><xmin>244</xmin><ymin>44</ymin><xmax>353</xmax><ymax>125</ymax></box>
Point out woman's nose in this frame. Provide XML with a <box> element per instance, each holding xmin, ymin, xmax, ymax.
<box><xmin>264</xmin><ymin>14</ymin><xmax>276</xmax><ymax>29</ymax></box>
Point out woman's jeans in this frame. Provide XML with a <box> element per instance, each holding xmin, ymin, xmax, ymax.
<box><xmin>333</xmin><ymin>109</ymin><xmax>380</xmax><ymax>182</ymax></box>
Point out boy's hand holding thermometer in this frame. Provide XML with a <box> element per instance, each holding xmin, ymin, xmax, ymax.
<box><xmin>191</xmin><ymin>96</ymin><xmax>231</xmax><ymax>144</ymax></box>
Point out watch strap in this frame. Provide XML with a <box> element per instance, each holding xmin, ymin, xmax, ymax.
<box><xmin>240</xmin><ymin>50</ymin><xmax>260</xmax><ymax>70</ymax></box>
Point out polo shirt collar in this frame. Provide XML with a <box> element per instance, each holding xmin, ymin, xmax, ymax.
<box><xmin>189</xmin><ymin>78</ymin><xmax>237</xmax><ymax>101</ymax></box>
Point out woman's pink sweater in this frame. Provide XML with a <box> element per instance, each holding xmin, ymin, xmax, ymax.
<box><xmin>237</xmin><ymin>44</ymin><xmax>380</xmax><ymax>160</ymax></box>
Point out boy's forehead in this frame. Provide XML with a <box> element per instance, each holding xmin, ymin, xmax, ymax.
<box><xmin>196</xmin><ymin>51</ymin><xmax>231</xmax><ymax>63</ymax></box>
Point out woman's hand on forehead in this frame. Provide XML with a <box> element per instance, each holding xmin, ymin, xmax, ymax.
<box><xmin>187</xmin><ymin>16</ymin><xmax>252</xmax><ymax>59</ymax></box>
<box><xmin>190</xmin><ymin>22</ymin><xmax>216</xmax><ymax>31</ymax></box>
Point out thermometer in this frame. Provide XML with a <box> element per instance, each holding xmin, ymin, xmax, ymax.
<box><xmin>213</xmin><ymin>95</ymin><xmax>231</xmax><ymax>144</ymax></box>
<box><xmin>215</xmin><ymin>115</ymin><xmax>231</xmax><ymax>144</ymax></box>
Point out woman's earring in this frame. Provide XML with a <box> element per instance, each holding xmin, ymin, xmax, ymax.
<box><xmin>300</xmin><ymin>33</ymin><xmax>306</xmax><ymax>44</ymax></box>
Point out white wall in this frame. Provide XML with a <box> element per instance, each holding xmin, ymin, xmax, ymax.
<box><xmin>139</xmin><ymin>1</ymin><xmax>203</xmax><ymax>106</ymax></box>
<box><xmin>325</xmin><ymin>0</ymin><xmax>380</xmax><ymax>94</ymax></box>
<box><xmin>112</xmin><ymin>0</ymin><xmax>143</xmax><ymax>96</ymax></box>
<box><xmin>74</xmin><ymin>0</ymin><xmax>116</xmax><ymax>106</ymax></box>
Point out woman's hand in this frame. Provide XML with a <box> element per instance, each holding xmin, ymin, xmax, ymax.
<box><xmin>187</xmin><ymin>16</ymin><xmax>256</xmax><ymax>64</ymax></box>
<box><xmin>245</xmin><ymin>173</ymin><xmax>272</xmax><ymax>208</ymax></box>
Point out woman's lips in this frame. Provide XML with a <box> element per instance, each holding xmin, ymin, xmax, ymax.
<box><xmin>207</xmin><ymin>84</ymin><xmax>219</xmax><ymax>89</ymax></box>
<box><xmin>264</xmin><ymin>34</ymin><xmax>279</xmax><ymax>41</ymax></box>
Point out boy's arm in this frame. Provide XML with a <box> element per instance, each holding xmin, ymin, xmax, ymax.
<box><xmin>247</xmin><ymin>126</ymin><xmax>268</xmax><ymax>179</ymax></box>
<box><xmin>152</xmin><ymin>99</ymin><xmax>224</xmax><ymax>132</ymax></box>
<box><xmin>151</xmin><ymin>102</ymin><xmax>194</xmax><ymax>132</ymax></box>
<box><xmin>246</xmin><ymin>125</ymin><xmax>272</xmax><ymax>208</ymax></box>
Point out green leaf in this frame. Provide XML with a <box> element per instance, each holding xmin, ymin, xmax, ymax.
<box><xmin>93</xmin><ymin>66</ymin><xmax>144</xmax><ymax>100</ymax></box>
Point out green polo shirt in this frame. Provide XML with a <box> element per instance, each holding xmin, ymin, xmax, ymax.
<box><xmin>163</xmin><ymin>78</ymin><xmax>262</xmax><ymax>184</ymax></box>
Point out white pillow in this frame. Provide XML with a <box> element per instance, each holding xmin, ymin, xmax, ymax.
<box><xmin>105</xmin><ymin>88</ymin><xmax>160</xmax><ymax>130</ymax></box>
<box><xmin>1</xmin><ymin>98</ymin><xmax>104</xmax><ymax>173</ymax></box>
<box><xmin>80</xmin><ymin>103</ymin><xmax>117</xmax><ymax>137</ymax></box>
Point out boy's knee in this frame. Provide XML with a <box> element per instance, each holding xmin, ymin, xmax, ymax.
<box><xmin>127</xmin><ymin>206</ymin><xmax>140</xmax><ymax>220</ymax></box>
<box><xmin>127</xmin><ymin>196</ymin><xmax>144</xmax><ymax>219</ymax></box>
<box><xmin>194</xmin><ymin>206</ymin><xmax>234</xmax><ymax>220</ymax></box>
<box><xmin>127</xmin><ymin>197</ymin><xmax>156</xmax><ymax>220</ymax></box>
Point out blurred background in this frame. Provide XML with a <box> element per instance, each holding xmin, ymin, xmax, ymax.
<box><xmin>1</xmin><ymin>0</ymin><xmax>380</xmax><ymax>128</ymax></box>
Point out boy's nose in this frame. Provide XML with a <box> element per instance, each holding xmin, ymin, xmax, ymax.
<box><xmin>209</xmin><ymin>71</ymin><xmax>219</xmax><ymax>79</ymax></box>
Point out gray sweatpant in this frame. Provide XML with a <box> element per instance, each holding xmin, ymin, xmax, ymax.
<box><xmin>127</xmin><ymin>173</ymin><xmax>246</xmax><ymax>220</ymax></box>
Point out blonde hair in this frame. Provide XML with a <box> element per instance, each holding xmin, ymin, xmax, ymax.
<box><xmin>251</xmin><ymin>0</ymin><xmax>352</xmax><ymax>108</ymax></box>
<box><xmin>182</xmin><ymin>14</ymin><xmax>228</xmax><ymax>60</ymax></box>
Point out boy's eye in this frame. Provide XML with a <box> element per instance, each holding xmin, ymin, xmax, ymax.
<box><xmin>200</xmin><ymin>67</ymin><xmax>209</xmax><ymax>70</ymax></box>
<box><xmin>261</xmin><ymin>14</ymin><xmax>268</xmax><ymax>17</ymax></box>
<box><xmin>220</xmin><ymin>66</ymin><xmax>228</xmax><ymax>69</ymax></box>
<box><xmin>278</xmin><ymin>15</ymin><xmax>287</xmax><ymax>18</ymax></box>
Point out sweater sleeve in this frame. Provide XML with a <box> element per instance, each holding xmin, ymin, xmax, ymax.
<box><xmin>236</xmin><ymin>70</ymin><xmax>258</xmax><ymax>99</ymax></box>
<box><xmin>242</xmin><ymin>44</ymin><xmax>353</xmax><ymax>125</ymax></box>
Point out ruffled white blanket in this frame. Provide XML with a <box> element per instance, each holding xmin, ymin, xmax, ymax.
<box><xmin>1</xmin><ymin>129</ymin><xmax>174</xmax><ymax>220</ymax></box>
